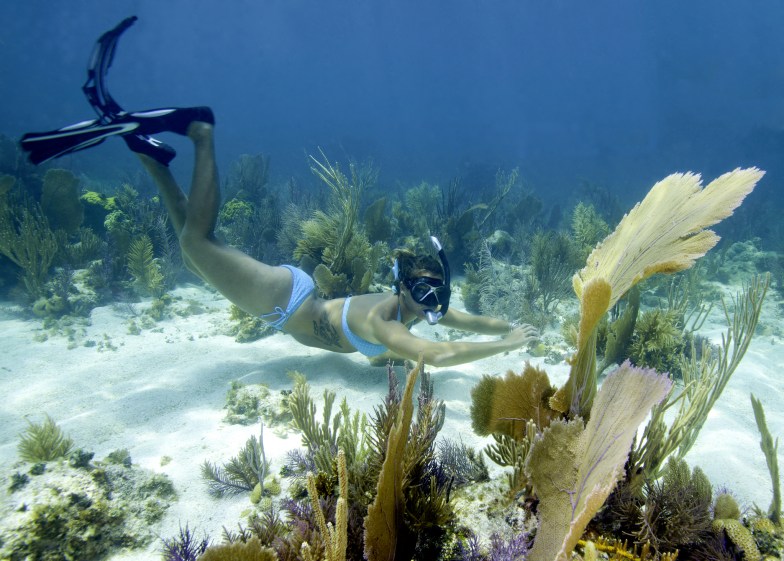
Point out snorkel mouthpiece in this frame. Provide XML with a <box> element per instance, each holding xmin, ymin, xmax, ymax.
<box><xmin>424</xmin><ymin>309</ymin><xmax>441</xmax><ymax>326</ymax></box>
<box><xmin>424</xmin><ymin>236</ymin><xmax>451</xmax><ymax>325</ymax></box>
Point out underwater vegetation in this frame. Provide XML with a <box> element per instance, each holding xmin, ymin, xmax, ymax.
<box><xmin>462</xmin><ymin>203</ymin><xmax>595</xmax><ymax>328</ymax></box>
<box><xmin>158</xmin><ymin>167</ymin><xmax>784</xmax><ymax>561</ymax></box>
<box><xmin>751</xmin><ymin>394</ymin><xmax>781</xmax><ymax>527</ymax></box>
<box><xmin>292</xmin><ymin>151</ymin><xmax>382</xmax><ymax>298</ymax></box>
<box><xmin>17</xmin><ymin>414</ymin><xmax>74</xmax><ymax>463</ymax></box>
<box><xmin>178</xmin><ymin>359</ymin><xmax>470</xmax><ymax>561</ymax></box>
<box><xmin>4</xmin><ymin>123</ymin><xmax>783</xmax><ymax>560</ymax></box>
<box><xmin>226</xmin><ymin>304</ymin><xmax>276</xmax><ymax>343</ymax></box>
<box><xmin>0</xmin><ymin>189</ymin><xmax>59</xmax><ymax>299</ymax></box>
<box><xmin>463</xmin><ymin>168</ymin><xmax>782</xmax><ymax>560</ymax></box>
<box><xmin>201</xmin><ymin>425</ymin><xmax>276</xmax><ymax>503</ymax></box>
<box><xmin>1</xmin><ymin>419</ymin><xmax>177</xmax><ymax>561</ymax></box>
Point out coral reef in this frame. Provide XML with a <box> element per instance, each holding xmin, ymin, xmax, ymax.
<box><xmin>556</xmin><ymin>167</ymin><xmax>763</xmax><ymax>419</ymax></box>
<box><xmin>293</xmin><ymin>151</ymin><xmax>379</xmax><ymax>298</ymax></box>
<box><xmin>526</xmin><ymin>362</ymin><xmax>671</xmax><ymax>561</ymax></box>
<box><xmin>202</xmin><ymin>429</ymin><xmax>271</xmax><ymax>498</ymax></box>
<box><xmin>571</xmin><ymin>201</ymin><xmax>611</xmax><ymax>260</ymax></box>
<box><xmin>41</xmin><ymin>168</ymin><xmax>84</xmax><ymax>235</ymax></box>
<box><xmin>0</xmin><ymin>450</ymin><xmax>176</xmax><ymax>560</ymax></box>
<box><xmin>227</xmin><ymin>304</ymin><xmax>276</xmax><ymax>343</ymax></box>
<box><xmin>224</xmin><ymin>379</ymin><xmax>266</xmax><ymax>425</ymax></box>
<box><xmin>630</xmin><ymin>275</ymin><xmax>769</xmax><ymax>486</ymax></box>
<box><xmin>0</xmin><ymin>197</ymin><xmax>59</xmax><ymax>298</ymax></box>
<box><xmin>463</xmin><ymin>168</ymin><xmax>766</xmax><ymax>561</ymax></box>
<box><xmin>751</xmin><ymin>393</ymin><xmax>781</xmax><ymax>525</ymax></box>
<box><xmin>127</xmin><ymin>233</ymin><xmax>165</xmax><ymax>297</ymax></box>
<box><xmin>17</xmin><ymin>415</ymin><xmax>74</xmax><ymax>462</ymax></box>
<box><xmin>180</xmin><ymin>358</ymin><xmax>463</xmax><ymax>561</ymax></box>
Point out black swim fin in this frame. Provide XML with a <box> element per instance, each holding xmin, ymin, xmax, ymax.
<box><xmin>20</xmin><ymin>118</ymin><xmax>140</xmax><ymax>165</ymax></box>
<box><xmin>20</xmin><ymin>16</ymin><xmax>211</xmax><ymax>166</ymax></box>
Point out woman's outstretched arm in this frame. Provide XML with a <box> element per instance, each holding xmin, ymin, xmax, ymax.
<box><xmin>439</xmin><ymin>307</ymin><xmax>527</xmax><ymax>336</ymax></box>
<box><xmin>374</xmin><ymin>320</ymin><xmax>537</xmax><ymax>368</ymax></box>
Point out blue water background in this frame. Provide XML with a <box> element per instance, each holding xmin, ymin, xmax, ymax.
<box><xmin>1</xmin><ymin>0</ymin><xmax>783</xmax><ymax>217</ymax></box>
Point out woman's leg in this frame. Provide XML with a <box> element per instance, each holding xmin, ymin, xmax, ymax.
<box><xmin>139</xmin><ymin>122</ymin><xmax>293</xmax><ymax>317</ymax></box>
<box><xmin>136</xmin><ymin>154</ymin><xmax>203</xmax><ymax>277</ymax></box>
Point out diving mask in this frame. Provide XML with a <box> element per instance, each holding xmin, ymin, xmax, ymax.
<box><xmin>404</xmin><ymin>277</ymin><xmax>448</xmax><ymax>308</ymax></box>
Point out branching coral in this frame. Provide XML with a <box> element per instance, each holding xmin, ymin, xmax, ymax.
<box><xmin>293</xmin><ymin>150</ymin><xmax>378</xmax><ymax>297</ymax></box>
<box><xmin>362</xmin><ymin>358</ymin><xmax>455</xmax><ymax>561</ymax></box>
<box><xmin>17</xmin><ymin>414</ymin><xmax>74</xmax><ymax>462</ymax></box>
<box><xmin>629</xmin><ymin>275</ymin><xmax>769</xmax><ymax>486</ymax></box>
<box><xmin>364</xmin><ymin>358</ymin><xmax>420</xmax><ymax>561</ymax></box>
<box><xmin>127</xmin><ymin>233</ymin><xmax>165</xmax><ymax>297</ymax></box>
<box><xmin>306</xmin><ymin>448</ymin><xmax>349</xmax><ymax>561</ymax></box>
<box><xmin>751</xmin><ymin>393</ymin><xmax>781</xmax><ymax>525</ymax></box>
<box><xmin>483</xmin><ymin>423</ymin><xmax>538</xmax><ymax>495</ymax></box>
<box><xmin>201</xmin><ymin>431</ymin><xmax>270</xmax><ymax>497</ymax></box>
<box><xmin>41</xmin><ymin>168</ymin><xmax>84</xmax><ymax>234</ymax></box>
<box><xmin>0</xmin><ymin>197</ymin><xmax>59</xmax><ymax>298</ymax></box>
<box><xmin>526</xmin><ymin>229</ymin><xmax>582</xmax><ymax>324</ymax></box>
<box><xmin>578</xmin><ymin>537</ymin><xmax>678</xmax><ymax>561</ymax></box>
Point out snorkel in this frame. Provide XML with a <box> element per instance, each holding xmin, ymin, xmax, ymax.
<box><xmin>423</xmin><ymin>236</ymin><xmax>451</xmax><ymax>325</ymax></box>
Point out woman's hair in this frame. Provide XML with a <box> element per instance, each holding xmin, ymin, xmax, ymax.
<box><xmin>392</xmin><ymin>248</ymin><xmax>443</xmax><ymax>286</ymax></box>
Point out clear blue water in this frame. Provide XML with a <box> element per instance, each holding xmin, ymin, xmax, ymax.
<box><xmin>1</xmin><ymin>3</ymin><xmax>783</xmax><ymax>557</ymax></box>
<box><xmin>2</xmin><ymin>0</ymin><xmax>783</xmax><ymax>215</ymax></box>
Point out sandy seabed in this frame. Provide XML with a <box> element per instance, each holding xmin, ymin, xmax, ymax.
<box><xmin>0</xmin><ymin>281</ymin><xmax>782</xmax><ymax>560</ymax></box>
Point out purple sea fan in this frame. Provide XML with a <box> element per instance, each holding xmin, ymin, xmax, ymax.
<box><xmin>161</xmin><ymin>524</ymin><xmax>210</xmax><ymax>561</ymax></box>
<box><xmin>488</xmin><ymin>532</ymin><xmax>530</xmax><ymax>561</ymax></box>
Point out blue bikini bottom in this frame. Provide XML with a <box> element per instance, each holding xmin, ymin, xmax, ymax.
<box><xmin>259</xmin><ymin>265</ymin><xmax>315</xmax><ymax>332</ymax></box>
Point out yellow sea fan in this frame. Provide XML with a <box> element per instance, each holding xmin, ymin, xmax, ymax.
<box><xmin>573</xmin><ymin>168</ymin><xmax>764</xmax><ymax>309</ymax></box>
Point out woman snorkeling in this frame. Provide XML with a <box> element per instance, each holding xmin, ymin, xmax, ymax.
<box><xmin>21</xmin><ymin>17</ymin><xmax>537</xmax><ymax>367</ymax></box>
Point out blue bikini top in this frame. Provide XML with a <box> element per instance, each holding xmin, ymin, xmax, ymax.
<box><xmin>341</xmin><ymin>297</ymin><xmax>400</xmax><ymax>357</ymax></box>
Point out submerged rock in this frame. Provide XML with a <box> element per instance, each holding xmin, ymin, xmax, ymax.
<box><xmin>0</xmin><ymin>457</ymin><xmax>176</xmax><ymax>561</ymax></box>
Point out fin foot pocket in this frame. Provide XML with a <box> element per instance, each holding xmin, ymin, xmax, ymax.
<box><xmin>19</xmin><ymin>16</ymin><xmax>214</xmax><ymax>166</ymax></box>
<box><xmin>124</xmin><ymin>135</ymin><xmax>177</xmax><ymax>166</ymax></box>
<box><xmin>123</xmin><ymin>106</ymin><xmax>215</xmax><ymax>136</ymax></box>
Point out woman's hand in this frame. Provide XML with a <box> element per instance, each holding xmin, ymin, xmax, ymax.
<box><xmin>503</xmin><ymin>323</ymin><xmax>539</xmax><ymax>350</ymax></box>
